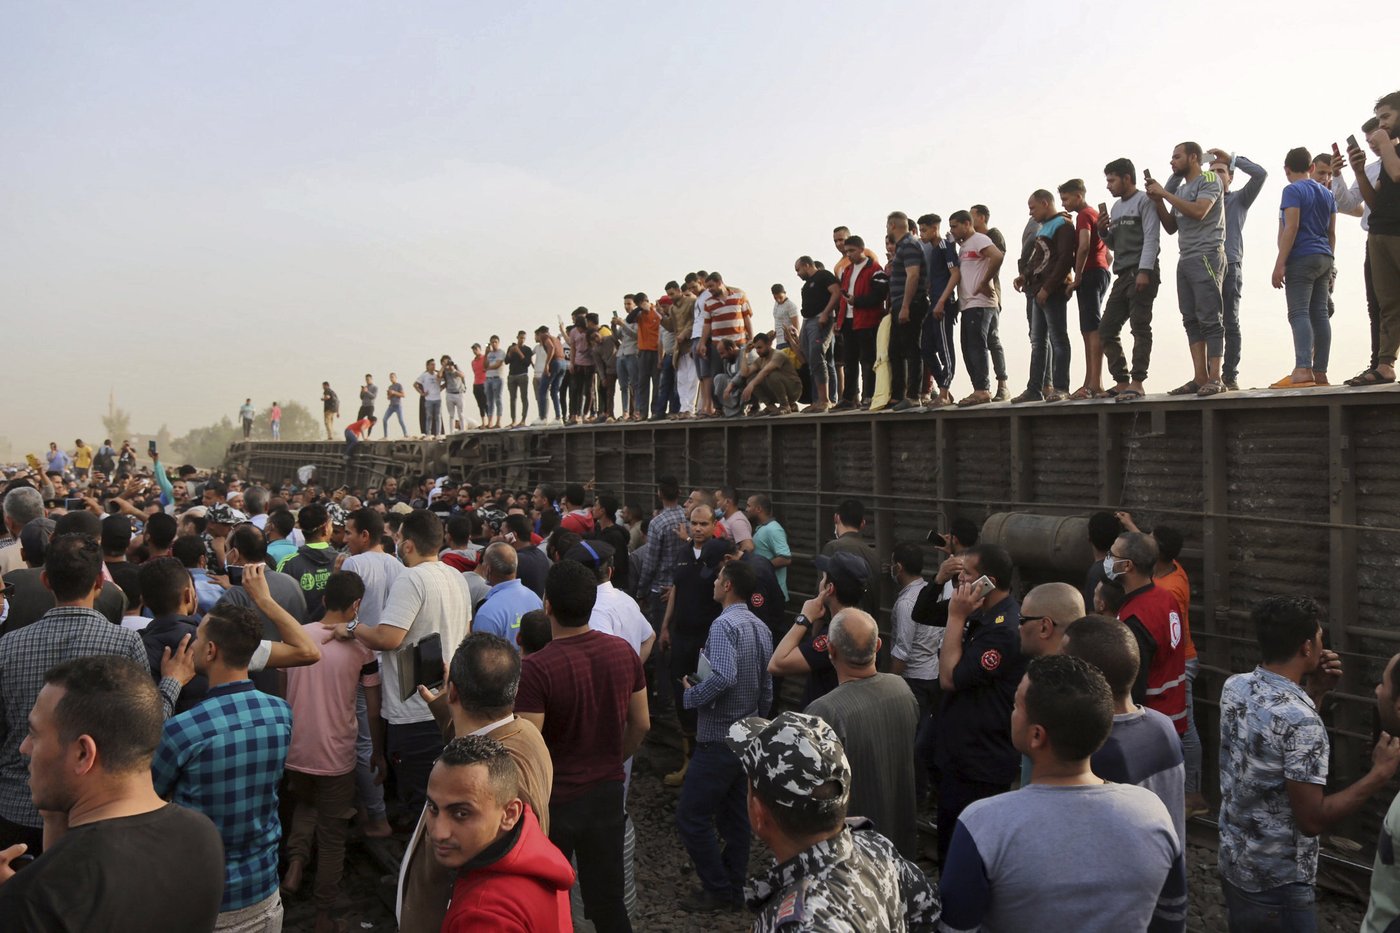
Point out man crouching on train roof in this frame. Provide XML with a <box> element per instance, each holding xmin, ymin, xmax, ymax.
<box><xmin>1219</xmin><ymin>595</ymin><xmax>1400</xmax><ymax>931</ymax></box>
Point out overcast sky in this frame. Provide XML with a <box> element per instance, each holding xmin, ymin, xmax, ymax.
<box><xmin>3</xmin><ymin>1</ymin><xmax>1394</xmax><ymax>454</ymax></box>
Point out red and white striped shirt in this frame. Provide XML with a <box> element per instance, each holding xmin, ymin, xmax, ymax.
<box><xmin>702</xmin><ymin>287</ymin><xmax>753</xmax><ymax>345</ymax></box>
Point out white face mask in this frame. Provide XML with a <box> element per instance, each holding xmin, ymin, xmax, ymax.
<box><xmin>1103</xmin><ymin>555</ymin><xmax>1125</xmax><ymax>581</ymax></box>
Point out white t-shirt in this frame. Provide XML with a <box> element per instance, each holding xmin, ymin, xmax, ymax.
<box><xmin>415</xmin><ymin>371</ymin><xmax>442</xmax><ymax>402</ymax></box>
<box><xmin>378</xmin><ymin>561</ymin><xmax>472</xmax><ymax>724</ymax></box>
<box><xmin>772</xmin><ymin>298</ymin><xmax>799</xmax><ymax>346</ymax></box>
<box><xmin>691</xmin><ymin>289</ymin><xmax>712</xmax><ymax>340</ymax></box>
<box><xmin>843</xmin><ymin>260</ymin><xmax>868</xmax><ymax>319</ymax></box>
<box><xmin>343</xmin><ymin>550</ymin><xmax>405</xmax><ymax>627</ymax></box>
<box><xmin>958</xmin><ymin>232</ymin><xmax>999</xmax><ymax>310</ymax></box>
<box><xmin>591</xmin><ymin>582</ymin><xmax>653</xmax><ymax>657</ymax></box>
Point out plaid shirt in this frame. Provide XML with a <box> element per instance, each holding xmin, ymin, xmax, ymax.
<box><xmin>152</xmin><ymin>680</ymin><xmax>292</xmax><ymax>911</ymax></box>
<box><xmin>635</xmin><ymin>504</ymin><xmax>686</xmax><ymax>595</ymax></box>
<box><xmin>0</xmin><ymin>607</ymin><xmax>179</xmax><ymax>827</ymax></box>
<box><xmin>684</xmin><ymin>602</ymin><xmax>774</xmax><ymax>743</ymax></box>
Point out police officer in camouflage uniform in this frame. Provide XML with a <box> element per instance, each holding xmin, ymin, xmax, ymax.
<box><xmin>727</xmin><ymin>712</ymin><xmax>941</xmax><ymax>931</ymax></box>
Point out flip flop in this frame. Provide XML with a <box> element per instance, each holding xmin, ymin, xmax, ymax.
<box><xmin>957</xmin><ymin>394</ymin><xmax>992</xmax><ymax>407</ymax></box>
<box><xmin>1344</xmin><ymin>368</ymin><xmax>1396</xmax><ymax>387</ymax></box>
<box><xmin>1114</xmin><ymin>389</ymin><xmax>1145</xmax><ymax>402</ymax></box>
<box><xmin>1068</xmin><ymin>387</ymin><xmax>1096</xmax><ymax>401</ymax></box>
<box><xmin>1167</xmin><ymin>381</ymin><xmax>1201</xmax><ymax>396</ymax></box>
<box><xmin>1269</xmin><ymin>375</ymin><xmax>1317</xmax><ymax>389</ymax></box>
<box><xmin>1197</xmin><ymin>380</ymin><xmax>1227</xmax><ymax>397</ymax></box>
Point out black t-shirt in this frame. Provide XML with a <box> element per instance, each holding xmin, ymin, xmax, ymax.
<box><xmin>797</xmin><ymin>623</ymin><xmax>840</xmax><ymax>708</ymax></box>
<box><xmin>516</xmin><ymin>545</ymin><xmax>550</xmax><ymax>598</ymax></box>
<box><xmin>671</xmin><ymin>551</ymin><xmax>721</xmax><ymax>642</ymax></box>
<box><xmin>800</xmin><ymin>269</ymin><xmax>839</xmax><ymax>319</ymax></box>
<box><xmin>506</xmin><ymin>344</ymin><xmax>532</xmax><ymax>376</ymax></box>
<box><xmin>323</xmin><ymin>388</ymin><xmax>339</xmax><ymax>413</ymax></box>
<box><xmin>0</xmin><ymin>803</ymin><xmax>225</xmax><ymax>933</ymax></box>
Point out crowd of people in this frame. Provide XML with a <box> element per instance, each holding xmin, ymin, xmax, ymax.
<box><xmin>2</xmin><ymin>445</ymin><xmax>1400</xmax><ymax>932</ymax></box>
<box><xmin>253</xmin><ymin>93</ymin><xmax>1400</xmax><ymax>445</ymax></box>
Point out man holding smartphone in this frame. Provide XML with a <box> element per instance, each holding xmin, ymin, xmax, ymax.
<box><xmin>935</xmin><ymin>544</ymin><xmax>1025</xmax><ymax>866</ymax></box>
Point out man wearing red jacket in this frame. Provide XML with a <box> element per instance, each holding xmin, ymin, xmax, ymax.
<box><xmin>835</xmin><ymin>234</ymin><xmax>886</xmax><ymax>408</ymax></box>
<box><xmin>557</xmin><ymin>484</ymin><xmax>595</xmax><ymax>536</ymax></box>
<box><xmin>1106</xmin><ymin>531</ymin><xmax>1188</xmax><ymax>735</ymax></box>
<box><xmin>430</xmin><ymin>735</ymin><xmax>573</xmax><ymax>933</ymax></box>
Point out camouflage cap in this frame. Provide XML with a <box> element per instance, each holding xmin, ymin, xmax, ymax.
<box><xmin>205</xmin><ymin>503</ymin><xmax>249</xmax><ymax>526</ymax></box>
<box><xmin>326</xmin><ymin>503</ymin><xmax>348</xmax><ymax>527</ymax></box>
<box><xmin>725</xmin><ymin>711</ymin><xmax>851</xmax><ymax>815</ymax></box>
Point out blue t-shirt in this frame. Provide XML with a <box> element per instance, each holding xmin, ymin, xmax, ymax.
<box><xmin>1281</xmin><ymin>178</ymin><xmax>1335</xmax><ymax>260</ymax></box>
<box><xmin>471</xmin><ymin>579</ymin><xmax>543</xmax><ymax>646</ymax></box>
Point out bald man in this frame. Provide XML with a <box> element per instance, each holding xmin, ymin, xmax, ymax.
<box><xmin>805</xmin><ymin>609</ymin><xmax>920</xmax><ymax>860</ymax></box>
<box><xmin>1018</xmin><ymin>582</ymin><xmax>1086</xmax><ymax>658</ymax></box>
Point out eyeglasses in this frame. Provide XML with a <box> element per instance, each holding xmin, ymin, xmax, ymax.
<box><xmin>1019</xmin><ymin>614</ymin><xmax>1050</xmax><ymax>627</ymax></box>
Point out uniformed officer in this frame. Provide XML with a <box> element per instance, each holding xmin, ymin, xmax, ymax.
<box><xmin>934</xmin><ymin>542</ymin><xmax>1026</xmax><ymax>865</ymax></box>
<box><xmin>726</xmin><ymin>712</ymin><xmax>941</xmax><ymax>931</ymax></box>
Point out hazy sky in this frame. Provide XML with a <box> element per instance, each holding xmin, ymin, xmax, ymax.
<box><xmin>3</xmin><ymin>1</ymin><xmax>1395</xmax><ymax>454</ymax></box>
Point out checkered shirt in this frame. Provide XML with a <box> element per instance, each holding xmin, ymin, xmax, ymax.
<box><xmin>152</xmin><ymin>679</ymin><xmax>292</xmax><ymax>911</ymax></box>
<box><xmin>0</xmin><ymin>607</ymin><xmax>179</xmax><ymax>827</ymax></box>
<box><xmin>684</xmin><ymin>602</ymin><xmax>774</xmax><ymax>743</ymax></box>
<box><xmin>635</xmin><ymin>504</ymin><xmax>686</xmax><ymax>594</ymax></box>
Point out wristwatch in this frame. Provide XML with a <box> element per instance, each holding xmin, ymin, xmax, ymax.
<box><xmin>793</xmin><ymin>614</ymin><xmax>812</xmax><ymax>629</ymax></box>
<box><xmin>346</xmin><ymin>619</ymin><xmax>359</xmax><ymax>635</ymax></box>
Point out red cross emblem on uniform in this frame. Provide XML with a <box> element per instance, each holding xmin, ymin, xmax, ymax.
<box><xmin>980</xmin><ymin>649</ymin><xmax>1002</xmax><ymax>671</ymax></box>
<box><xmin>751</xmin><ymin>593</ymin><xmax>765</xmax><ymax>608</ymax></box>
<box><xmin>813</xmin><ymin>635</ymin><xmax>829</xmax><ymax>653</ymax></box>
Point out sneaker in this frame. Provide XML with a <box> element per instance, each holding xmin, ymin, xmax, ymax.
<box><xmin>891</xmin><ymin>399</ymin><xmax>919</xmax><ymax>412</ymax></box>
<box><xmin>1223</xmin><ymin>379</ymin><xmax>1240</xmax><ymax>391</ymax></box>
<box><xmin>831</xmin><ymin>400</ymin><xmax>857</xmax><ymax>411</ymax></box>
<box><xmin>993</xmin><ymin>384</ymin><xmax>1010</xmax><ymax>402</ymax></box>
<box><xmin>1010</xmin><ymin>390</ymin><xmax>1044</xmax><ymax>404</ymax></box>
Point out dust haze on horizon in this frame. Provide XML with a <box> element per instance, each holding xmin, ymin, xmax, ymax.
<box><xmin>3</xmin><ymin>0</ymin><xmax>1395</xmax><ymax>456</ymax></box>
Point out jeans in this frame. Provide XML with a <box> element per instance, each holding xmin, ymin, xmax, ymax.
<box><xmin>386</xmin><ymin>720</ymin><xmax>445</xmax><ymax>815</ymax></box>
<box><xmin>1182</xmin><ymin>656</ymin><xmax>1202</xmax><ymax>794</ymax></box>
<box><xmin>799</xmin><ymin>317</ymin><xmax>833</xmax><ymax>399</ymax></box>
<box><xmin>617</xmin><ymin>353</ymin><xmax>638</xmax><ymax>414</ymax></box>
<box><xmin>656</xmin><ymin>353</ymin><xmax>678</xmax><ymax>415</ymax></box>
<box><xmin>444</xmin><ymin>392</ymin><xmax>465</xmax><ymax>431</ymax></box>
<box><xmin>987</xmin><ymin>306</ymin><xmax>1008</xmax><ymax>382</ymax></box>
<box><xmin>215</xmin><ymin>891</ymin><xmax>284</xmax><ymax>933</ymax></box>
<box><xmin>921</xmin><ymin>304</ymin><xmax>958</xmax><ymax>390</ymax></box>
<box><xmin>1221</xmin><ymin>878</ymin><xmax>1316</xmax><ymax>933</ymax></box>
<box><xmin>343</xmin><ymin>428</ymin><xmax>360</xmax><ymax>457</ymax></box>
<box><xmin>570</xmin><ymin>365</ymin><xmax>596</xmax><ymax>418</ymax></box>
<box><xmin>961</xmin><ymin>306</ymin><xmax>994</xmax><ymax>391</ymax></box>
<box><xmin>271</xmin><ymin>420</ymin><xmax>280</xmax><ymax>440</ymax></box>
<box><xmin>545</xmin><ymin>359</ymin><xmax>568</xmax><ymax>419</ymax></box>
<box><xmin>635</xmin><ymin>350</ymin><xmax>658</xmax><ymax>417</ymax></box>
<box><xmin>550</xmin><ymin>781</ymin><xmax>632</xmax><ymax>933</ymax></box>
<box><xmin>1100</xmin><ymin>269</ymin><xmax>1159</xmax><ymax>384</ymax></box>
<box><xmin>676</xmin><ymin>742</ymin><xmax>750</xmax><ymax>901</ymax></box>
<box><xmin>381</xmin><ymin>405</ymin><xmax>407</xmax><ymax>437</ymax></box>
<box><xmin>1076</xmin><ymin>266</ymin><xmax>1111</xmax><ymax>333</ymax></box>
<box><xmin>354</xmin><ymin>687</ymin><xmax>386</xmax><ymax>820</ymax></box>
<box><xmin>507</xmin><ymin>374</ymin><xmax>530</xmax><ymax>422</ymax></box>
<box><xmin>1285</xmin><ymin>253</ymin><xmax>1334</xmax><ymax>371</ymax></box>
<box><xmin>285</xmin><ymin>769</ymin><xmax>356</xmax><ymax>911</ymax></box>
<box><xmin>484</xmin><ymin>378</ymin><xmax>504</xmax><ymax>419</ymax></box>
<box><xmin>424</xmin><ymin>399</ymin><xmax>442</xmax><ymax>436</ymax></box>
<box><xmin>1223</xmin><ymin>261</ymin><xmax>1244</xmax><ymax>382</ymax></box>
<box><xmin>1027</xmin><ymin>292</ymin><xmax>1071</xmax><ymax>393</ymax></box>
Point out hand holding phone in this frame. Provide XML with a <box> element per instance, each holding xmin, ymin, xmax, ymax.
<box><xmin>972</xmin><ymin>574</ymin><xmax>996</xmax><ymax>600</ymax></box>
<box><xmin>1348</xmin><ymin>134</ymin><xmax>1360</xmax><ymax>150</ymax></box>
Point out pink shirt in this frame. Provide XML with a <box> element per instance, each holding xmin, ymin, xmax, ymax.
<box><xmin>285</xmin><ymin>623</ymin><xmax>379</xmax><ymax>776</ymax></box>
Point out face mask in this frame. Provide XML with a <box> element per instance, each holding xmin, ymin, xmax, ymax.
<box><xmin>1103</xmin><ymin>555</ymin><xmax>1123</xmax><ymax>581</ymax></box>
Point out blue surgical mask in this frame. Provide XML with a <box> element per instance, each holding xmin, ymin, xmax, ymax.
<box><xmin>1103</xmin><ymin>555</ymin><xmax>1123</xmax><ymax>581</ymax></box>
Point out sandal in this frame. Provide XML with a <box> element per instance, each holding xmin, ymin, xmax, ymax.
<box><xmin>1269</xmin><ymin>375</ymin><xmax>1316</xmax><ymax>389</ymax></box>
<box><xmin>957</xmin><ymin>393</ymin><xmax>992</xmax><ymax>407</ymax></box>
<box><xmin>1068</xmin><ymin>387</ymin><xmax>1096</xmax><ymax>401</ymax></box>
<box><xmin>1344</xmin><ymin>368</ymin><xmax>1396</xmax><ymax>387</ymax></box>
<box><xmin>1114</xmin><ymin>388</ymin><xmax>1145</xmax><ymax>402</ymax></box>
<box><xmin>1167</xmin><ymin>381</ymin><xmax>1201</xmax><ymax>396</ymax></box>
<box><xmin>1196</xmin><ymin>380</ymin><xmax>1227</xmax><ymax>397</ymax></box>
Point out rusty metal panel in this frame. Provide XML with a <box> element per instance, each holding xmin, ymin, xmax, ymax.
<box><xmin>1029</xmin><ymin>415</ymin><xmax>1100</xmax><ymax>507</ymax></box>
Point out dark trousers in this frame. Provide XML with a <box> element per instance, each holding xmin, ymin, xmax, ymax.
<box><xmin>0</xmin><ymin>814</ymin><xmax>43</xmax><ymax>856</ymax></box>
<box><xmin>550</xmin><ymin>781</ymin><xmax>633</xmax><ymax>933</ymax></box>
<box><xmin>285</xmin><ymin>770</ymin><xmax>357</xmax><ymax>912</ymax></box>
<box><xmin>570</xmin><ymin>365</ymin><xmax>596</xmax><ymax>418</ymax></box>
<box><xmin>1028</xmin><ymin>293</ymin><xmax>1071</xmax><ymax>393</ymax></box>
<box><xmin>676</xmin><ymin>742</ymin><xmax>749</xmax><ymax>901</ymax></box>
<box><xmin>889</xmin><ymin>311</ymin><xmax>925</xmax><ymax>402</ymax></box>
<box><xmin>1222</xmin><ymin>261</ymin><xmax>1244</xmax><ymax>383</ymax></box>
<box><xmin>386</xmin><ymin>720</ymin><xmax>444</xmax><ymax>815</ymax></box>
<box><xmin>242</xmin><ymin>417</ymin><xmax>252</xmax><ymax>439</ymax></box>
<box><xmin>1100</xmin><ymin>269</ymin><xmax>1160</xmax><ymax>384</ymax></box>
<box><xmin>937</xmin><ymin>773</ymin><xmax>1009</xmax><ymax>866</ymax></box>
<box><xmin>656</xmin><ymin>354</ymin><xmax>678</xmax><ymax>415</ymax></box>
<box><xmin>472</xmin><ymin>384</ymin><xmax>488</xmax><ymax>419</ymax></box>
<box><xmin>417</xmin><ymin>396</ymin><xmax>426</xmax><ymax>434</ymax></box>
<box><xmin>922</xmin><ymin>304</ymin><xmax>958</xmax><ymax>390</ymax></box>
<box><xmin>1367</xmin><ymin>251</ymin><xmax>1382</xmax><ymax>370</ymax></box>
<box><xmin>905</xmin><ymin>677</ymin><xmax>941</xmax><ymax>802</ymax></box>
<box><xmin>840</xmin><ymin>324</ymin><xmax>877</xmax><ymax>402</ymax></box>
<box><xmin>960</xmin><ymin>307</ymin><xmax>994</xmax><ymax>391</ymax></box>
<box><xmin>508</xmin><ymin>373</ymin><xmax>530</xmax><ymax>422</ymax></box>
<box><xmin>668</xmin><ymin>635</ymin><xmax>701</xmax><ymax>736</ymax></box>
<box><xmin>599</xmin><ymin>371</ymin><xmax>617</xmax><ymax>419</ymax></box>
<box><xmin>635</xmin><ymin>350</ymin><xmax>658</xmax><ymax>417</ymax></box>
